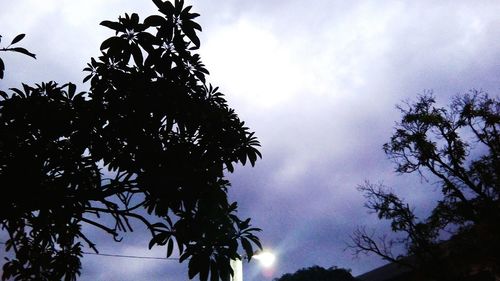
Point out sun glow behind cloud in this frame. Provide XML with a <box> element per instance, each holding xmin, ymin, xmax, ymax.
<box><xmin>201</xmin><ymin>19</ymin><xmax>308</xmax><ymax>109</ymax></box>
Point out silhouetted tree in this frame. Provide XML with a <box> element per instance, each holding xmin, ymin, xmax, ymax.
<box><xmin>274</xmin><ymin>265</ymin><xmax>356</xmax><ymax>281</ymax></box>
<box><xmin>0</xmin><ymin>1</ymin><xmax>262</xmax><ymax>280</ymax></box>
<box><xmin>348</xmin><ymin>91</ymin><xmax>499</xmax><ymax>280</ymax></box>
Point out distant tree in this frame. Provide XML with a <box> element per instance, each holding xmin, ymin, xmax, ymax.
<box><xmin>348</xmin><ymin>91</ymin><xmax>499</xmax><ymax>280</ymax></box>
<box><xmin>0</xmin><ymin>1</ymin><xmax>262</xmax><ymax>281</ymax></box>
<box><xmin>273</xmin><ymin>265</ymin><xmax>356</xmax><ymax>281</ymax></box>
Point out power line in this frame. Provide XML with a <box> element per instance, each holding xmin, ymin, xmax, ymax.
<box><xmin>1</xmin><ymin>241</ymin><xmax>179</xmax><ymax>261</ymax></box>
<box><xmin>82</xmin><ymin>251</ymin><xmax>179</xmax><ymax>261</ymax></box>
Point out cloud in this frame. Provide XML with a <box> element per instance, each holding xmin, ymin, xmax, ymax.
<box><xmin>1</xmin><ymin>0</ymin><xmax>500</xmax><ymax>280</ymax></box>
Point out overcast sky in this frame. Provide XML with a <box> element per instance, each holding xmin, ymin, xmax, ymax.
<box><xmin>1</xmin><ymin>0</ymin><xmax>500</xmax><ymax>280</ymax></box>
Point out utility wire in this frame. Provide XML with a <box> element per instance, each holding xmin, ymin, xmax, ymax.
<box><xmin>82</xmin><ymin>251</ymin><xmax>179</xmax><ymax>260</ymax></box>
<box><xmin>1</xmin><ymin>241</ymin><xmax>179</xmax><ymax>261</ymax></box>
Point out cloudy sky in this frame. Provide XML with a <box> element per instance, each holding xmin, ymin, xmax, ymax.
<box><xmin>1</xmin><ymin>0</ymin><xmax>500</xmax><ymax>280</ymax></box>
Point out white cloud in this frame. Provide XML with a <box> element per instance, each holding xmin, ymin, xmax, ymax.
<box><xmin>201</xmin><ymin>19</ymin><xmax>308</xmax><ymax>109</ymax></box>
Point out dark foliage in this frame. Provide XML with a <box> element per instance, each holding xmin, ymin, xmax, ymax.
<box><xmin>273</xmin><ymin>265</ymin><xmax>356</xmax><ymax>281</ymax></box>
<box><xmin>0</xmin><ymin>1</ymin><xmax>262</xmax><ymax>280</ymax></box>
<box><xmin>348</xmin><ymin>91</ymin><xmax>500</xmax><ymax>280</ymax></box>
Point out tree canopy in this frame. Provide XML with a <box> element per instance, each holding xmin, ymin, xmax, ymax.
<box><xmin>273</xmin><ymin>265</ymin><xmax>356</xmax><ymax>281</ymax></box>
<box><xmin>0</xmin><ymin>1</ymin><xmax>262</xmax><ymax>280</ymax></box>
<box><xmin>349</xmin><ymin>91</ymin><xmax>499</xmax><ymax>280</ymax></box>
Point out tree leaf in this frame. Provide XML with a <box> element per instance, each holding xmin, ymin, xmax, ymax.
<box><xmin>179</xmin><ymin>252</ymin><xmax>190</xmax><ymax>263</ymax></box>
<box><xmin>82</xmin><ymin>74</ymin><xmax>92</xmax><ymax>83</ymax></box>
<box><xmin>182</xmin><ymin>23</ymin><xmax>200</xmax><ymax>48</ymax></box>
<box><xmin>210</xmin><ymin>261</ymin><xmax>219</xmax><ymax>281</ymax></box>
<box><xmin>8</xmin><ymin>47</ymin><xmax>36</xmax><ymax>59</ymax></box>
<box><xmin>131</xmin><ymin>45</ymin><xmax>143</xmax><ymax>67</ymax></box>
<box><xmin>166</xmin><ymin>239</ymin><xmax>174</xmax><ymax>257</ymax></box>
<box><xmin>188</xmin><ymin>257</ymin><xmax>199</xmax><ymax>279</ymax></box>
<box><xmin>68</xmin><ymin>83</ymin><xmax>76</xmax><ymax>99</ymax></box>
<box><xmin>10</xmin><ymin>34</ymin><xmax>25</xmax><ymax>45</ymax></box>
<box><xmin>131</xmin><ymin>13</ymin><xmax>140</xmax><ymax>25</ymax></box>
<box><xmin>100</xmin><ymin>20</ymin><xmax>124</xmax><ymax>32</ymax></box>
<box><xmin>247</xmin><ymin>235</ymin><xmax>262</xmax><ymax>250</ymax></box>
<box><xmin>199</xmin><ymin>262</ymin><xmax>209</xmax><ymax>281</ymax></box>
<box><xmin>241</xmin><ymin>238</ymin><xmax>253</xmax><ymax>260</ymax></box>
<box><xmin>152</xmin><ymin>0</ymin><xmax>174</xmax><ymax>15</ymax></box>
<box><xmin>144</xmin><ymin>15</ymin><xmax>166</xmax><ymax>27</ymax></box>
<box><xmin>0</xmin><ymin>57</ymin><xmax>4</xmax><ymax>79</ymax></box>
<box><xmin>175</xmin><ymin>0</ymin><xmax>184</xmax><ymax>15</ymax></box>
<box><xmin>9</xmin><ymin>87</ymin><xmax>25</xmax><ymax>98</ymax></box>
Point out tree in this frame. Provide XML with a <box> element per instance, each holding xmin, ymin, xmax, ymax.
<box><xmin>0</xmin><ymin>1</ymin><xmax>262</xmax><ymax>280</ymax></box>
<box><xmin>273</xmin><ymin>265</ymin><xmax>356</xmax><ymax>281</ymax></box>
<box><xmin>348</xmin><ymin>91</ymin><xmax>499</xmax><ymax>280</ymax></box>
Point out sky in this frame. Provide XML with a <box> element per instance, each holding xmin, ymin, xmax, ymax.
<box><xmin>1</xmin><ymin>0</ymin><xmax>500</xmax><ymax>280</ymax></box>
